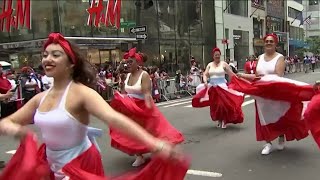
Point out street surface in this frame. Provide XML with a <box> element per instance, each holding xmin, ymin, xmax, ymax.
<box><xmin>1</xmin><ymin>71</ymin><xmax>320</xmax><ymax>179</ymax></box>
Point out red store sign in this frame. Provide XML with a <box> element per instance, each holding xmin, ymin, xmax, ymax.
<box><xmin>0</xmin><ymin>0</ymin><xmax>31</xmax><ymax>32</ymax></box>
<box><xmin>87</xmin><ymin>0</ymin><xmax>121</xmax><ymax>29</ymax></box>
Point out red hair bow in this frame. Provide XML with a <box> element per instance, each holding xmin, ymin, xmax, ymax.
<box><xmin>123</xmin><ymin>47</ymin><xmax>143</xmax><ymax>63</ymax></box>
<box><xmin>264</xmin><ymin>33</ymin><xmax>279</xmax><ymax>44</ymax></box>
<box><xmin>212</xmin><ymin>47</ymin><xmax>221</xmax><ymax>55</ymax></box>
<box><xmin>43</xmin><ymin>33</ymin><xmax>77</xmax><ymax>64</ymax></box>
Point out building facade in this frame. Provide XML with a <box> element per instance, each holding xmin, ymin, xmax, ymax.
<box><xmin>223</xmin><ymin>0</ymin><xmax>253</xmax><ymax>69</ymax></box>
<box><xmin>250</xmin><ymin>0</ymin><xmax>267</xmax><ymax>56</ymax></box>
<box><xmin>303</xmin><ymin>0</ymin><xmax>320</xmax><ymax>38</ymax></box>
<box><xmin>287</xmin><ymin>0</ymin><xmax>305</xmax><ymax>56</ymax></box>
<box><xmin>266</xmin><ymin>0</ymin><xmax>288</xmax><ymax>55</ymax></box>
<box><xmin>0</xmin><ymin>0</ymin><xmax>217</xmax><ymax>74</ymax></box>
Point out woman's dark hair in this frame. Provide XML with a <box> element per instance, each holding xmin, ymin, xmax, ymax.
<box><xmin>69</xmin><ymin>42</ymin><xmax>97</xmax><ymax>87</ymax></box>
<box><xmin>139</xmin><ymin>53</ymin><xmax>148</xmax><ymax>63</ymax></box>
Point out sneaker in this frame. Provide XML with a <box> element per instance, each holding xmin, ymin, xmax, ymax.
<box><xmin>278</xmin><ymin>137</ymin><xmax>285</xmax><ymax>150</ymax></box>
<box><xmin>132</xmin><ymin>156</ymin><xmax>145</xmax><ymax>167</ymax></box>
<box><xmin>261</xmin><ymin>143</ymin><xmax>273</xmax><ymax>155</ymax></box>
<box><xmin>221</xmin><ymin>121</ymin><xmax>227</xmax><ymax>129</ymax></box>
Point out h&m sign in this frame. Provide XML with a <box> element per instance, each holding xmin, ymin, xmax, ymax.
<box><xmin>87</xmin><ymin>0</ymin><xmax>121</xmax><ymax>29</ymax></box>
<box><xmin>0</xmin><ymin>0</ymin><xmax>31</xmax><ymax>32</ymax></box>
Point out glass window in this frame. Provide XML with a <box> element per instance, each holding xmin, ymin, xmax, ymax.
<box><xmin>58</xmin><ymin>0</ymin><xmax>92</xmax><ymax>37</ymax></box>
<box><xmin>233</xmin><ymin>30</ymin><xmax>249</xmax><ymax>69</ymax></box>
<box><xmin>309</xmin><ymin>0</ymin><xmax>319</xmax><ymax>5</ymax></box>
<box><xmin>227</xmin><ymin>0</ymin><xmax>248</xmax><ymax>17</ymax></box>
<box><xmin>288</xmin><ymin>7</ymin><xmax>301</xmax><ymax>19</ymax></box>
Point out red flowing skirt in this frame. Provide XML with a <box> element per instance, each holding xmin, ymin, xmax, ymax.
<box><xmin>231</xmin><ymin>75</ymin><xmax>312</xmax><ymax>141</ymax></box>
<box><xmin>110</xmin><ymin>92</ymin><xmax>184</xmax><ymax>155</ymax></box>
<box><xmin>303</xmin><ymin>94</ymin><xmax>320</xmax><ymax>149</ymax></box>
<box><xmin>191</xmin><ymin>84</ymin><xmax>244</xmax><ymax>124</ymax></box>
<box><xmin>0</xmin><ymin>133</ymin><xmax>190</xmax><ymax>180</ymax></box>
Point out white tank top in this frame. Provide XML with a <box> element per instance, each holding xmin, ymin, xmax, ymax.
<box><xmin>256</xmin><ymin>53</ymin><xmax>283</xmax><ymax>75</ymax></box>
<box><xmin>34</xmin><ymin>81</ymin><xmax>88</xmax><ymax>150</ymax></box>
<box><xmin>208</xmin><ymin>62</ymin><xmax>225</xmax><ymax>78</ymax></box>
<box><xmin>124</xmin><ymin>71</ymin><xmax>145</xmax><ymax>96</ymax></box>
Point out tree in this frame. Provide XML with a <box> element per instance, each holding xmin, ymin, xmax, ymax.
<box><xmin>305</xmin><ymin>37</ymin><xmax>320</xmax><ymax>55</ymax></box>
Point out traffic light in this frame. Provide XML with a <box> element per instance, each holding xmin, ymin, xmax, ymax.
<box><xmin>144</xmin><ymin>0</ymin><xmax>153</xmax><ymax>9</ymax></box>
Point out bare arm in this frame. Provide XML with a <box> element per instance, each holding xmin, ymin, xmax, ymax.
<box><xmin>82</xmin><ymin>86</ymin><xmax>160</xmax><ymax>152</ymax></box>
<box><xmin>0</xmin><ymin>92</ymin><xmax>13</xmax><ymax>101</ymax></box>
<box><xmin>0</xmin><ymin>93</ymin><xmax>42</xmax><ymax>135</ymax></box>
<box><xmin>203</xmin><ymin>63</ymin><xmax>211</xmax><ymax>84</ymax></box>
<box><xmin>274</xmin><ymin>55</ymin><xmax>286</xmax><ymax>77</ymax></box>
<box><xmin>141</xmin><ymin>72</ymin><xmax>153</xmax><ymax>109</ymax></box>
<box><xmin>238</xmin><ymin>57</ymin><xmax>260</xmax><ymax>81</ymax></box>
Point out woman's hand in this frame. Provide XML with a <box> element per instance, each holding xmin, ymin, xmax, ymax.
<box><xmin>145</xmin><ymin>94</ymin><xmax>153</xmax><ymax>109</ymax></box>
<box><xmin>153</xmin><ymin>140</ymin><xmax>183</xmax><ymax>161</ymax></box>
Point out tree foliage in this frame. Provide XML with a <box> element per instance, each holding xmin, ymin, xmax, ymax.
<box><xmin>306</xmin><ymin>37</ymin><xmax>320</xmax><ymax>55</ymax></box>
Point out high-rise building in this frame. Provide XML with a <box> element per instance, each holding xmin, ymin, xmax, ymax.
<box><xmin>303</xmin><ymin>0</ymin><xmax>320</xmax><ymax>38</ymax></box>
<box><xmin>250</xmin><ymin>0</ymin><xmax>267</xmax><ymax>56</ymax></box>
<box><xmin>266</xmin><ymin>0</ymin><xmax>288</xmax><ymax>55</ymax></box>
<box><xmin>287</xmin><ymin>0</ymin><xmax>305</xmax><ymax>56</ymax></box>
<box><xmin>223</xmin><ymin>0</ymin><xmax>253</xmax><ymax>69</ymax></box>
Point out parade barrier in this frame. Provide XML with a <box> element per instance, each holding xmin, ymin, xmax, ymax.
<box><xmin>156</xmin><ymin>78</ymin><xmax>193</xmax><ymax>101</ymax></box>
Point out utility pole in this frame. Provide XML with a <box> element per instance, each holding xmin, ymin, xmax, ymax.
<box><xmin>135</xmin><ymin>0</ymin><xmax>142</xmax><ymax>51</ymax></box>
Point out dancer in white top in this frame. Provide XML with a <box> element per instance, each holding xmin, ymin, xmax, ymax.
<box><xmin>192</xmin><ymin>48</ymin><xmax>244</xmax><ymax>128</ymax></box>
<box><xmin>237</xmin><ymin>33</ymin><xmax>309</xmax><ymax>155</ymax></box>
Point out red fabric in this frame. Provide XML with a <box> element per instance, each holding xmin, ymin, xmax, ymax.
<box><xmin>1</xmin><ymin>133</ymin><xmax>190</xmax><ymax>180</ymax></box>
<box><xmin>230</xmin><ymin>76</ymin><xmax>314</xmax><ymax>102</ymax></box>
<box><xmin>263</xmin><ymin>33</ymin><xmax>279</xmax><ymax>44</ymax></box>
<box><xmin>244</xmin><ymin>61</ymin><xmax>257</xmax><ymax>74</ymax></box>
<box><xmin>0</xmin><ymin>76</ymin><xmax>12</xmax><ymax>94</ymax></box>
<box><xmin>0</xmin><ymin>134</ymin><xmax>50</xmax><ymax>180</ymax></box>
<box><xmin>255</xmin><ymin>101</ymin><xmax>308</xmax><ymax>142</ymax></box>
<box><xmin>43</xmin><ymin>33</ymin><xmax>76</xmax><ymax>64</ymax></box>
<box><xmin>212</xmin><ymin>47</ymin><xmax>221</xmax><ymax>55</ymax></box>
<box><xmin>304</xmin><ymin>94</ymin><xmax>320</xmax><ymax>149</ymax></box>
<box><xmin>110</xmin><ymin>92</ymin><xmax>184</xmax><ymax>155</ymax></box>
<box><xmin>123</xmin><ymin>47</ymin><xmax>143</xmax><ymax>64</ymax></box>
<box><xmin>192</xmin><ymin>86</ymin><xmax>244</xmax><ymax>125</ymax></box>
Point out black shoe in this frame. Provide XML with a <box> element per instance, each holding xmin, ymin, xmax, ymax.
<box><xmin>0</xmin><ymin>161</ymin><xmax>5</xmax><ymax>168</ymax></box>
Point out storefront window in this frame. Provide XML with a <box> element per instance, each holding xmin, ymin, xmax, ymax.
<box><xmin>227</xmin><ymin>0</ymin><xmax>248</xmax><ymax>17</ymax></box>
<box><xmin>58</xmin><ymin>0</ymin><xmax>92</xmax><ymax>37</ymax></box>
<box><xmin>233</xmin><ymin>30</ymin><xmax>249</xmax><ymax>69</ymax></box>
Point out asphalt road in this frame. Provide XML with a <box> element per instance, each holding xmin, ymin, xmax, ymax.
<box><xmin>1</xmin><ymin>70</ymin><xmax>320</xmax><ymax>180</ymax></box>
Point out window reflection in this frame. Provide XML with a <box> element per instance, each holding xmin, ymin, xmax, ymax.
<box><xmin>58</xmin><ymin>0</ymin><xmax>92</xmax><ymax>36</ymax></box>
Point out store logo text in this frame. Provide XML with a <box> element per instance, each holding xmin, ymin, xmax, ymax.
<box><xmin>87</xmin><ymin>0</ymin><xmax>121</xmax><ymax>29</ymax></box>
<box><xmin>0</xmin><ymin>0</ymin><xmax>31</xmax><ymax>32</ymax></box>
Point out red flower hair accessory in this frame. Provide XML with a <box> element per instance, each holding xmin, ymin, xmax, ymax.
<box><xmin>123</xmin><ymin>47</ymin><xmax>143</xmax><ymax>64</ymax></box>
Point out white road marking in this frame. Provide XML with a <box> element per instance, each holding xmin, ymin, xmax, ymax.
<box><xmin>6</xmin><ymin>150</ymin><xmax>16</xmax><ymax>154</ymax></box>
<box><xmin>187</xmin><ymin>169</ymin><xmax>223</xmax><ymax>177</ymax></box>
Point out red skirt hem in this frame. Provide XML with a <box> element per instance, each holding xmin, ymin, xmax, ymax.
<box><xmin>110</xmin><ymin>92</ymin><xmax>184</xmax><ymax>155</ymax></box>
<box><xmin>255</xmin><ymin>102</ymin><xmax>308</xmax><ymax>142</ymax></box>
<box><xmin>192</xmin><ymin>85</ymin><xmax>244</xmax><ymax>124</ymax></box>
